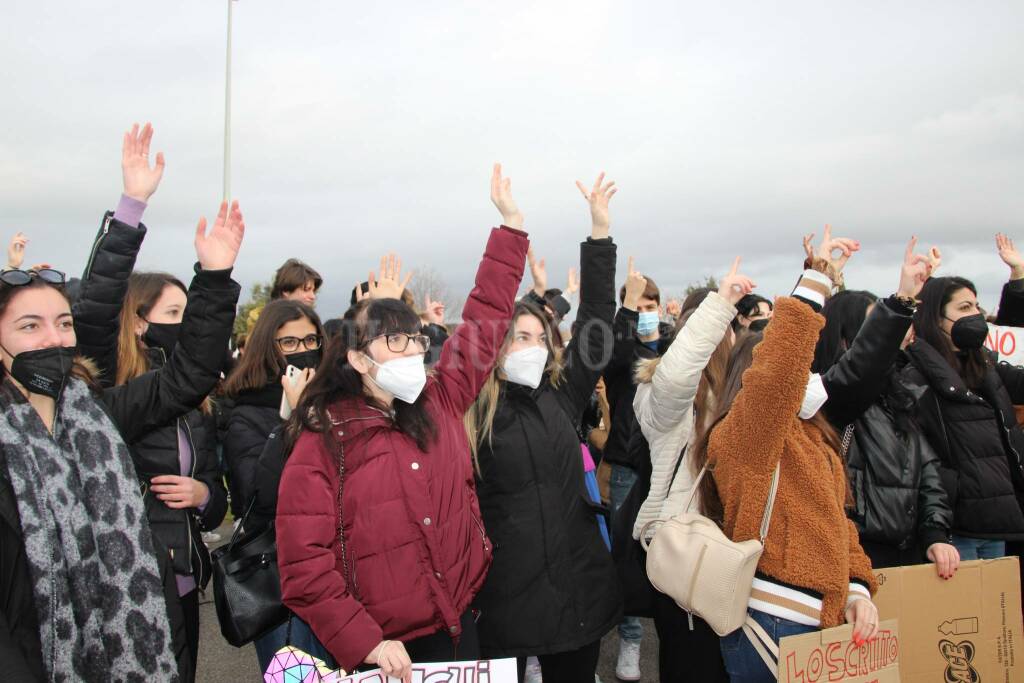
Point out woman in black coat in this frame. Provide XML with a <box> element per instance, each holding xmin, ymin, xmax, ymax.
<box><xmin>465</xmin><ymin>175</ymin><xmax>623</xmax><ymax>683</ymax></box>
<box><xmin>900</xmin><ymin>274</ymin><xmax>1024</xmax><ymax>561</ymax></box>
<box><xmin>812</xmin><ymin>279</ymin><xmax>957</xmax><ymax>576</ymax></box>
<box><xmin>70</xmin><ymin>126</ymin><xmax>242</xmax><ymax>681</ymax></box>
<box><xmin>1</xmin><ymin>123</ymin><xmax>245</xmax><ymax>681</ymax></box>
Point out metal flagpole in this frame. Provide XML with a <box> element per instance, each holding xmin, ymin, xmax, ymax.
<box><xmin>223</xmin><ymin>0</ymin><xmax>234</xmax><ymax>202</ymax></box>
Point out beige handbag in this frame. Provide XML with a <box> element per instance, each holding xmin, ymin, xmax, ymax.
<box><xmin>640</xmin><ymin>462</ymin><xmax>780</xmax><ymax>637</ymax></box>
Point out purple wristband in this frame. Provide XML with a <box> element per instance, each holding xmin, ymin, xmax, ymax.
<box><xmin>113</xmin><ymin>194</ymin><xmax>147</xmax><ymax>228</ymax></box>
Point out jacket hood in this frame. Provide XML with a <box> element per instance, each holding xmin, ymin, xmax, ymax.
<box><xmin>633</xmin><ymin>356</ymin><xmax>660</xmax><ymax>385</ymax></box>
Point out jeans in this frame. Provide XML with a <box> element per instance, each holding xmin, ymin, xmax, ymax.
<box><xmin>609</xmin><ymin>463</ymin><xmax>643</xmax><ymax>643</ymax></box>
<box><xmin>255</xmin><ymin>615</ymin><xmax>335</xmax><ymax>676</ymax></box>
<box><xmin>719</xmin><ymin>609</ymin><xmax>817</xmax><ymax>682</ymax></box>
<box><xmin>951</xmin><ymin>535</ymin><xmax>1006</xmax><ymax>560</ymax></box>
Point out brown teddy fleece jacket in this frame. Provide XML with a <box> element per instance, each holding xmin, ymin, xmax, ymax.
<box><xmin>710</xmin><ymin>296</ymin><xmax>877</xmax><ymax>628</ymax></box>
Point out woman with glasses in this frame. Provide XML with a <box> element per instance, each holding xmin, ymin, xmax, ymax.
<box><xmin>0</xmin><ymin>124</ymin><xmax>244</xmax><ymax>681</ymax></box>
<box><xmin>275</xmin><ymin>165</ymin><xmax>529</xmax><ymax>682</ymax></box>
<box><xmin>220</xmin><ymin>298</ymin><xmax>326</xmax><ymax>672</ymax></box>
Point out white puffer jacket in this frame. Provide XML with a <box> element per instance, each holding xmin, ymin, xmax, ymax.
<box><xmin>631</xmin><ymin>292</ymin><xmax>736</xmax><ymax>540</ymax></box>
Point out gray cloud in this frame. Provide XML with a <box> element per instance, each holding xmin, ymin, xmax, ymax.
<box><xmin>1</xmin><ymin>0</ymin><xmax>1021</xmax><ymax>317</ymax></box>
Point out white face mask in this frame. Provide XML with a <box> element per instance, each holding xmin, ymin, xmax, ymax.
<box><xmin>799</xmin><ymin>373</ymin><xmax>828</xmax><ymax>420</ymax></box>
<box><xmin>365</xmin><ymin>354</ymin><xmax>427</xmax><ymax>404</ymax></box>
<box><xmin>502</xmin><ymin>345</ymin><xmax>549</xmax><ymax>389</ymax></box>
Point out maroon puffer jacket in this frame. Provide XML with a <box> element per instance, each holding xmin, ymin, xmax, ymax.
<box><xmin>276</xmin><ymin>226</ymin><xmax>528</xmax><ymax>671</ymax></box>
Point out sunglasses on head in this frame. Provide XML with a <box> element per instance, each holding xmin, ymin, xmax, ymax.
<box><xmin>0</xmin><ymin>268</ymin><xmax>66</xmax><ymax>287</ymax></box>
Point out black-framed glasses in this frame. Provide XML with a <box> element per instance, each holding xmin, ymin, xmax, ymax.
<box><xmin>275</xmin><ymin>334</ymin><xmax>323</xmax><ymax>353</ymax></box>
<box><xmin>0</xmin><ymin>268</ymin><xmax>66</xmax><ymax>287</ymax></box>
<box><xmin>367</xmin><ymin>333</ymin><xmax>431</xmax><ymax>354</ymax></box>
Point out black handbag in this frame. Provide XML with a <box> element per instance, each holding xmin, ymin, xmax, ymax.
<box><xmin>211</xmin><ymin>503</ymin><xmax>288</xmax><ymax>647</ymax></box>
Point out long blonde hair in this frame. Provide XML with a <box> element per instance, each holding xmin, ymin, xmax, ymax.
<box><xmin>115</xmin><ymin>272</ymin><xmax>213</xmax><ymax>414</ymax></box>
<box><xmin>464</xmin><ymin>302</ymin><xmax>564</xmax><ymax>474</ymax></box>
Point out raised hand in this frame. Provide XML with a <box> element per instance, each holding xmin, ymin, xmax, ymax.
<box><xmin>896</xmin><ymin>236</ymin><xmax>932</xmax><ymax>300</ymax></box>
<box><xmin>423</xmin><ymin>294</ymin><xmax>446</xmax><ymax>325</ymax></box>
<box><xmin>926</xmin><ymin>246</ymin><xmax>942</xmax><ymax>277</ymax></box>
<box><xmin>804</xmin><ymin>224</ymin><xmax>860</xmax><ymax>284</ymax></box>
<box><xmin>665</xmin><ymin>299</ymin><xmax>682</xmax><ymax>319</ymax></box>
<box><xmin>565</xmin><ymin>267</ymin><xmax>580</xmax><ymax>297</ymax></box>
<box><xmin>365</xmin><ymin>253</ymin><xmax>413</xmax><ymax>300</ymax></box>
<box><xmin>6</xmin><ymin>232</ymin><xmax>28</xmax><ymax>269</ymax></box>
<box><xmin>527</xmin><ymin>247</ymin><xmax>547</xmax><ymax>297</ymax></box>
<box><xmin>194</xmin><ymin>200</ymin><xmax>245</xmax><ymax>271</ymax></box>
<box><xmin>575</xmin><ymin>172</ymin><xmax>617</xmax><ymax>239</ymax></box>
<box><xmin>996</xmin><ymin>233</ymin><xmax>1024</xmax><ymax>280</ymax></box>
<box><xmin>122</xmin><ymin>122</ymin><xmax>166</xmax><ymax>203</ymax></box>
<box><xmin>490</xmin><ymin>163</ymin><xmax>524</xmax><ymax>229</ymax></box>
<box><xmin>622</xmin><ymin>256</ymin><xmax>648</xmax><ymax>311</ymax></box>
<box><xmin>717</xmin><ymin>257</ymin><xmax>757</xmax><ymax>306</ymax></box>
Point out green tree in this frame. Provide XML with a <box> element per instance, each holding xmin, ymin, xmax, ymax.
<box><xmin>233</xmin><ymin>281</ymin><xmax>272</xmax><ymax>339</ymax></box>
<box><xmin>685</xmin><ymin>275</ymin><xmax>719</xmax><ymax>296</ymax></box>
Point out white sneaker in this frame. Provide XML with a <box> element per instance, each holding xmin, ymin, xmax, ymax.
<box><xmin>523</xmin><ymin>656</ymin><xmax>542</xmax><ymax>683</ymax></box>
<box><xmin>615</xmin><ymin>640</ymin><xmax>641</xmax><ymax>681</ymax></box>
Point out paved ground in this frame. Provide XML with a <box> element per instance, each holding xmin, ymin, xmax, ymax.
<box><xmin>196</xmin><ymin>520</ymin><xmax>661</xmax><ymax>682</ymax></box>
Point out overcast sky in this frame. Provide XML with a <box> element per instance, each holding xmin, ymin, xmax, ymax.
<box><xmin>2</xmin><ymin>1</ymin><xmax>1021</xmax><ymax>317</ymax></box>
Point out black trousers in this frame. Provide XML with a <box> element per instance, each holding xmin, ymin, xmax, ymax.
<box><xmin>653</xmin><ymin>592</ymin><xmax>727</xmax><ymax>683</ymax></box>
<box><xmin>404</xmin><ymin>610</ymin><xmax>480</xmax><ymax>663</ymax></box>
<box><xmin>516</xmin><ymin>640</ymin><xmax>601</xmax><ymax>683</ymax></box>
<box><xmin>180</xmin><ymin>589</ymin><xmax>200</xmax><ymax>683</ymax></box>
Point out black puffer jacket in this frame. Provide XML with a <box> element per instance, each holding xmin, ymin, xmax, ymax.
<box><xmin>223</xmin><ymin>384</ymin><xmax>282</xmax><ymax>514</ymax></box>
<box><xmin>73</xmin><ymin>213</ymin><xmax>236</xmax><ymax>587</ymax></box>
<box><xmin>602</xmin><ymin>314</ymin><xmax>672</xmax><ymax>470</ymax></box>
<box><xmin>817</xmin><ymin>297</ymin><xmax>953</xmax><ymax>553</ymax></box>
<box><xmin>473</xmin><ymin>237</ymin><xmax>622</xmax><ymax>657</ymax></box>
<box><xmin>996</xmin><ymin>278</ymin><xmax>1024</xmax><ymax>327</ymax></box>
<box><xmin>900</xmin><ymin>340</ymin><xmax>1024</xmax><ymax>539</ymax></box>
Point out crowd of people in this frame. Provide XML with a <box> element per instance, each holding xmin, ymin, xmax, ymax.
<box><xmin>1</xmin><ymin>122</ymin><xmax>1023</xmax><ymax>683</ymax></box>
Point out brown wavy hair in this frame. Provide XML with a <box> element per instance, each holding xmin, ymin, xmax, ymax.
<box><xmin>690</xmin><ymin>329</ymin><xmax>839</xmax><ymax>522</ymax></box>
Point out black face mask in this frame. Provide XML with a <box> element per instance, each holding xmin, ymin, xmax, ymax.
<box><xmin>749</xmin><ymin>318</ymin><xmax>771</xmax><ymax>333</ymax></box>
<box><xmin>143</xmin><ymin>321</ymin><xmax>182</xmax><ymax>356</ymax></box>
<box><xmin>947</xmin><ymin>313</ymin><xmax>989</xmax><ymax>350</ymax></box>
<box><xmin>5</xmin><ymin>346</ymin><xmax>78</xmax><ymax>399</ymax></box>
<box><xmin>285</xmin><ymin>349</ymin><xmax>321</xmax><ymax>371</ymax></box>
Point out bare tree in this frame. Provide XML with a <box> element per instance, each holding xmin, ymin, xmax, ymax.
<box><xmin>407</xmin><ymin>266</ymin><xmax>463</xmax><ymax>322</ymax></box>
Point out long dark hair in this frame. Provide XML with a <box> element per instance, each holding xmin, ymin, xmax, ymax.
<box><xmin>690</xmin><ymin>329</ymin><xmax>840</xmax><ymax>522</ymax></box>
<box><xmin>914</xmin><ymin>276</ymin><xmax>988</xmax><ymax>389</ymax></box>
<box><xmin>812</xmin><ymin>290</ymin><xmax>877</xmax><ymax>374</ymax></box>
<box><xmin>292</xmin><ymin>298</ymin><xmax>437</xmax><ymax>451</ymax></box>
<box><xmin>223</xmin><ymin>299</ymin><xmax>324</xmax><ymax>396</ymax></box>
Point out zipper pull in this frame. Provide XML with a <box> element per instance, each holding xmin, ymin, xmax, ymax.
<box><xmin>687</xmin><ymin>611</ymin><xmax>694</xmax><ymax>631</ymax></box>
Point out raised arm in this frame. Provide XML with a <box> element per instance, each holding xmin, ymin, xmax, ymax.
<box><xmin>552</xmin><ymin>173</ymin><xmax>619</xmax><ymax>418</ymax></box>
<box><xmin>102</xmin><ymin>201</ymin><xmax>244</xmax><ymax>442</ymax></box>
<box><xmin>995</xmin><ymin>233</ymin><xmax>1024</xmax><ymax>326</ymax></box>
<box><xmin>428</xmin><ymin>164</ymin><xmax>529</xmax><ymax>415</ymax></box>
<box><xmin>638</xmin><ymin>259</ymin><xmax>751</xmax><ymax>438</ymax></box>
<box><xmin>821</xmin><ymin>237</ymin><xmax>929</xmax><ymax>427</ymax></box>
<box><xmin>73</xmin><ymin>123</ymin><xmax>165</xmax><ymax>381</ymax></box>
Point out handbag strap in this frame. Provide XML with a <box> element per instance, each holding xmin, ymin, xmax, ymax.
<box><xmin>335</xmin><ymin>425</ymin><xmax>351</xmax><ymax>587</ymax></box>
<box><xmin>681</xmin><ymin>462</ymin><xmax>781</xmax><ymax>545</ymax></box>
<box><xmin>839</xmin><ymin>423</ymin><xmax>855</xmax><ymax>459</ymax></box>
<box><xmin>226</xmin><ymin>495</ymin><xmax>259</xmax><ymax>551</ymax></box>
<box><xmin>742</xmin><ymin>615</ymin><xmax>779</xmax><ymax>677</ymax></box>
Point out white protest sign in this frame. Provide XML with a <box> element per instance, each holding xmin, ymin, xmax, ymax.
<box><xmin>986</xmin><ymin>324</ymin><xmax>1024</xmax><ymax>366</ymax></box>
<box><xmin>327</xmin><ymin>658</ymin><xmax>517</xmax><ymax>683</ymax></box>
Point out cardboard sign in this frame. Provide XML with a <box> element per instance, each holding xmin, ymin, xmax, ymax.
<box><xmin>986</xmin><ymin>324</ymin><xmax>1024</xmax><ymax>366</ymax></box>
<box><xmin>873</xmin><ymin>557</ymin><xmax>1024</xmax><ymax>683</ymax></box>
<box><xmin>777</xmin><ymin>620</ymin><xmax>900</xmax><ymax>682</ymax></box>
<box><xmin>331</xmin><ymin>658</ymin><xmax>518</xmax><ymax>683</ymax></box>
